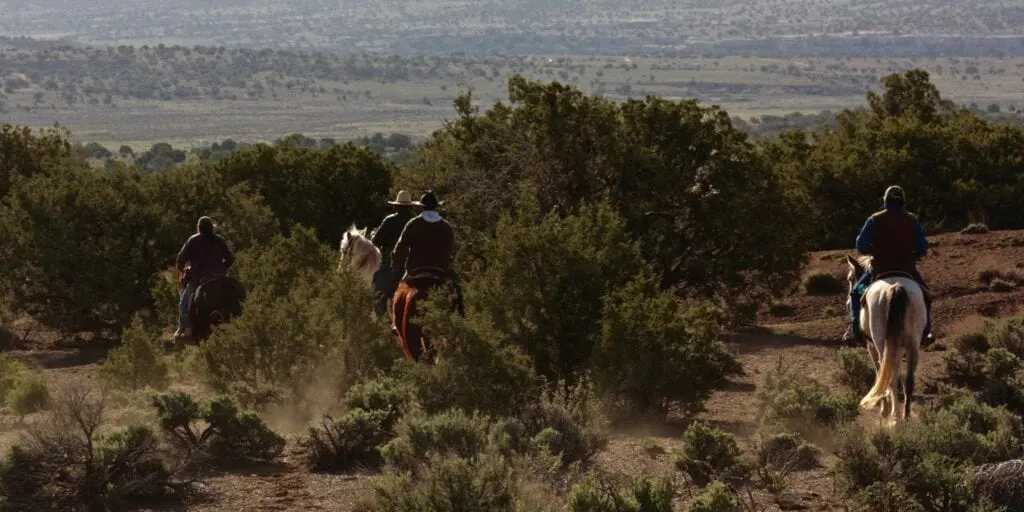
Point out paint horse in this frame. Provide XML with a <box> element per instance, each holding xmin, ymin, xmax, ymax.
<box><xmin>845</xmin><ymin>255</ymin><xmax>928</xmax><ymax>424</ymax></box>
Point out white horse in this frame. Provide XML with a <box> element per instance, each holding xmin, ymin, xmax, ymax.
<box><xmin>338</xmin><ymin>225</ymin><xmax>381</xmax><ymax>285</ymax></box>
<box><xmin>845</xmin><ymin>255</ymin><xmax>928</xmax><ymax>424</ymax></box>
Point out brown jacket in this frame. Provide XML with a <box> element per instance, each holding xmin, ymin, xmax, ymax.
<box><xmin>391</xmin><ymin>215</ymin><xmax>455</xmax><ymax>275</ymax></box>
<box><xmin>856</xmin><ymin>206</ymin><xmax>928</xmax><ymax>275</ymax></box>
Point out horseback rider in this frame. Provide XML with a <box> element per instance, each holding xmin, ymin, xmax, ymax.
<box><xmin>390</xmin><ymin>190</ymin><xmax>464</xmax><ymax>314</ymax></box>
<box><xmin>844</xmin><ymin>185</ymin><xmax>933</xmax><ymax>346</ymax></box>
<box><xmin>369</xmin><ymin>190</ymin><xmax>417</xmax><ymax>316</ymax></box>
<box><xmin>173</xmin><ymin>216</ymin><xmax>236</xmax><ymax>341</ymax></box>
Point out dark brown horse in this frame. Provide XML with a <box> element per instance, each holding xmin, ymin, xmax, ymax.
<box><xmin>179</xmin><ymin>268</ymin><xmax>247</xmax><ymax>344</ymax></box>
<box><xmin>391</xmin><ymin>267</ymin><xmax>464</xmax><ymax>363</ymax></box>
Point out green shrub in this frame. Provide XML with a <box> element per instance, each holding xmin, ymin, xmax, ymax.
<box><xmin>835</xmin><ymin>347</ymin><xmax>876</xmax><ymax>395</ymax></box>
<box><xmin>850</xmin><ymin>481</ymin><xmax>927</xmax><ymax>512</ymax></box>
<box><xmin>568</xmin><ymin>473</ymin><xmax>675</xmax><ymax>512</ymax></box>
<box><xmin>517</xmin><ymin>380</ymin><xmax>609</xmax><ymax>470</ymax></box>
<box><xmin>675</xmin><ymin>421</ymin><xmax>750</xmax><ymax>487</ymax></box>
<box><xmin>686</xmin><ymin>481</ymin><xmax>743</xmax><ymax>512</ymax></box>
<box><xmin>984</xmin><ymin>316</ymin><xmax>1024</xmax><ymax>359</ymax></box>
<box><xmin>832</xmin><ymin>390</ymin><xmax>1023</xmax><ymax>510</ymax></box>
<box><xmin>150</xmin><ymin>391</ymin><xmax>285</xmax><ymax>467</ymax></box>
<box><xmin>756</xmin><ymin>360</ymin><xmax>859</xmax><ymax>436</ymax></box>
<box><xmin>803</xmin><ymin>271</ymin><xmax>844</xmax><ymax>295</ymax></box>
<box><xmin>392</xmin><ymin>310</ymin><xmax>541</xmax><ymax>418</ymax></box>
<box><xmin>199</xmin><ymin>227</ymin><xmax>395</xmax><ymax>409</ymax></box>
<box><xmin>943</xmin><ymin>320</ymin><xmax>1024</xmax><ymax>414</ymax></box>
<box><xmin>0</xmin><ymin>387</ymin><xmax>184</xmax><ymax>511</ymax></box>
<box><xmin>467</xmin><ymin>199</ymin><xmax>648</xmax><ymax>384</ymax></box>
<box><xmin>303</xmin><ymin>409</ymin><xmax>393</xmax><ymax>472</ymax></box>
<box><xmin>4</xmin><ymin>372</ymin><xmax>49</xmax><ymax>419</ymax></box>
<box><xmin>340</xmin><ymin>376</ymin><xmax>415</xmax><ymax>431</ymax></box>
<box><xmin>592</xmin><ymin>281</ymin><xmax>743</xmax><ymax>418</ymax></box>
<box><xmin>0</xmin><ymin>354</ymin><xmax>27</xmax><ymax>400</ymax></box>
<box><xmin>979</xmin><ymin>267</ymin><xmax>1024</xmax><ymax>294</ymax></box>
<box><xmin>148</xmin><ymin>269</ymin><xmax>180</xmax><ymax>332</ymax></box>
<box><xmin>99</xmin><ymin>314</ymin><xmax>168</xmax><ymax>391</ymax></box>
<box><xmin>380</xmin><ymin>409</ymin><xmax>500</xmax><ymax>473</ymax></box>
<box><xmin>755</xmin><ymin>433</ymin><xmax>819</xmax><ymax>472</ymax></box>
<box><xmin>301</xmin><ymin>376</ymin><xmax>417</xmax><ymax>472</ymax></box>
<box><xmin>355</xmin><ymin>452</ymin><xmax>519</xmax><ymax>512</ymax></box>
<box><xmin>753</xmin><ymin>432</ymin><xmax>820</xmax><ymax>494</ymax></box>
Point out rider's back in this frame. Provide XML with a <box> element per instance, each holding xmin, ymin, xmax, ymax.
<box><xmin>867</xmin><ymin>208</ymin><xmax>919</xmax><ymax>275</ymax></box>
<box><xmin>393</xmin><ymin>216</ymin><xmax>454</xmax><ymax>275</ymax></box>
<box><xmin>180</xmin><ymin>233</ymin><xmax>233</xmax><ymax>282</ymax></box>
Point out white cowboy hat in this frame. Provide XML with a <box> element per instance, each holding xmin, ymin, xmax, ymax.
<box><xmin>387</xmin><ymin>190</ymin><xmax>414</xmax><ymax>206</ymax></box>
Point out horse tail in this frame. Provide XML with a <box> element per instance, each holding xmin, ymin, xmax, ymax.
<box><xmin>860</xmin><ymin>284</ymin><xmax>908</xmax><ymax>410</ymax></box>
<box><xmin>392</xmin><ymin>282</ymin><xmax>415</xmax><ymax>360</ymax></box>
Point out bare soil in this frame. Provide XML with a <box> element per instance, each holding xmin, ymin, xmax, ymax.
<box><xmin>4</xmin><ymin>228</ymin><xmax>1024</xmax><ymax>510</ymax></box>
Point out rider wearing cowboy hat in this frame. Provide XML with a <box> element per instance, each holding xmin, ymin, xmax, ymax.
<box><xmin>391</xmin><ymin>190</ymin><xmax>464</xmax><ymax>313</ymax></box>
<box><xmin>370</xmin><ymin>190</ymin><xmax>417</xmax><ymax>316</ymax></box>
<box><xmin>845</xmin><ymin>185</ymin><xmax>933</xmax><ymax>346</ymax></box>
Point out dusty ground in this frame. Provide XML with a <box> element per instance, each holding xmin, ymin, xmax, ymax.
<box><xmin>3</xmin><ymin>229</ymin><xmax>1024</xmax><ymax>510</ymax></box>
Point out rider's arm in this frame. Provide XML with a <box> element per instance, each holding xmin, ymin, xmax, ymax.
<box><xmin>915</xmin><ymin>221</ymin><xmax>928</xmax><ymax>258</ymax></box>
<box><xmin>391</xmin><ymin>220</ymin><xmax>413</xmax><ymax>271</ymax></box>
<box><xmin>855</xmin><ymin>217</ymin><xmax>875</xmax><ymax>255</ymax></box>
<box><xmin>370</xmin><ymin>215</ymin><xmax>391</xmax><ymax>247</ymax></box>
<box><xmin>175</xmin><ymin>238</ymin><xmax>192</xmax><ymax>270</ymax></box>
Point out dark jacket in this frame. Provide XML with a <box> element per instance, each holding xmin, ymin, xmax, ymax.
<box><xmin>855</xmin><ymin>204</ymin><xmax>928</xmax><ymax>275</ymax></box>
<box><xmin>176</xmin><ymin>233</ymin><xmax>236</xmax><ymax>285</ymax></box>
<box><xmin>371</xmin><ymin>210</ymin><xmax>414</xmax><ymax>268</ymax></box>
<box><xmin>391</xmin><ymin>214</ymin><xmax>455</xmax><ymax>276</ymax></box>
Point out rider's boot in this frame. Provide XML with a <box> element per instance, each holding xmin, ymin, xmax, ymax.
<box><xmin>842</xmin><ymin>325</ymin><xmax>863</xmax><ymax>345</ymax></box>
<box><xmin>922</xmin><ymin>298</ymin><xmax>935</xmax><ymax>347</ymax></box>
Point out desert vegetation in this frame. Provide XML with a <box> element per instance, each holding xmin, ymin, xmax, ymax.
<box><xmin>3</xmin><ymin>68</ymin><xmax>1024</xmax><ymax>510</ymax></box>
<box><xmin>2</xmin><ymin>37</ymin><xmax>1024</xmax><ymax>144</ymax></box>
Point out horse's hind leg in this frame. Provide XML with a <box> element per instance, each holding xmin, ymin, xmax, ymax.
<box><xmin>903</xmin><ymin>340</ymin><xmax>919</xmax><ymax>420</ymax></box>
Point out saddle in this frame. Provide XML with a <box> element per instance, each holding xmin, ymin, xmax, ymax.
<box><xmin>402</xmin><ymin>267</ymin><xmax>451</xmax><ymax>290</ymax></box>
<box><xmin>399</xmin><ymin>267</ymin><xmax>465</xmax><ymax>317</ymax></box>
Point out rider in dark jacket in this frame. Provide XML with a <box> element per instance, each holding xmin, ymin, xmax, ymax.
<box><xmin>174</xmin><ymin>216</ymin><xmax>235</xmax><ymax>340</ymax></box>
<box><xmin>369</xmin><ymin>190</ymin><xmax>416</xmax><ymax>316</ymax></box>
<box><xmin>845</xmin><ymin>186</ymin><xmax>933</xmax><ymax>346</ymax></box>
<box><xmin>391</xmin><ymin>191</ymin><xmax>464</xmax><ymax>315</ymax></box>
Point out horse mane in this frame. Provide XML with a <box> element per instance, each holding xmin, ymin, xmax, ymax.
<box><xmin>856</xmin><ymin>255</ymin><xmax>873</xmax><ymax>273</ymax></box>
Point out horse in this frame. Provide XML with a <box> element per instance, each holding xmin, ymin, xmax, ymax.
<box><xmin>391</xmin><ymin>267</ymin><xmax>465</xmax><ymax>363</ymax></box>
<box><xmin>175</xmin><ymin>266</ymin><xmax>247</xmax><ymax>345</ymax></box>
<box><xmin>845</xmin><ymin>255</ymin><xmax>928</xmax><ymax>424</ymax></box>
<box><xmin>338</xmin><ymin>225</ymin><xmax>381</xmax><ymax>285</ymax></box>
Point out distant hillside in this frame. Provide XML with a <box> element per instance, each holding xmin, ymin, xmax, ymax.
<box><xmin>3</xmin><ymin>0</ymin><xmax>1024</xmax><ymax>57</ymax></box>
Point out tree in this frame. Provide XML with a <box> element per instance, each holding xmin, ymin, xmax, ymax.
<box><xmin>211</xmin><ymin>142</ymin><xmax>393</xmax><ymax>246</ymax></box>
<box><xmin>404</xmin><ymin>76</ymin><xmax>811</xmax><ymax>320</ymax></box>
